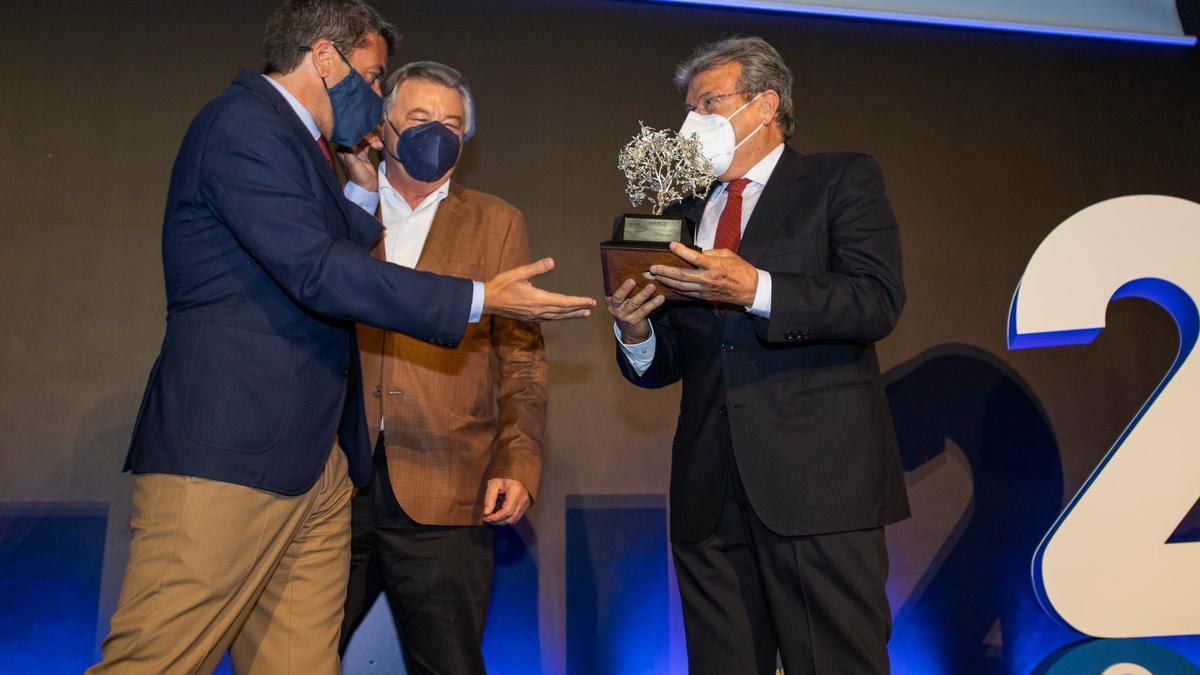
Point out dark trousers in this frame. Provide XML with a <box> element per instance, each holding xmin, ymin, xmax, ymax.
<box><xmin>672</xmin><ymin>466</ymin><xmax>893</xmax><ymax>675</ymax></box>
<box><xmin>340</xmin><ymin>439</ymin><xmax>494</xmax><ymax>675</ymax></box>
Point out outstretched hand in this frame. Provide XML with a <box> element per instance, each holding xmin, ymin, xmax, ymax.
<box><xmin>484</xmin><ymin>258</ymin><xmax>596</xmax><ymax>321</ymax></box>
<box><xmin>650</xmin><ymin>242</ymin><xmax>759</xmax><ymax>306</ymax></box>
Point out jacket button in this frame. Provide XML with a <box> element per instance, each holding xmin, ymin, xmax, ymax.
<box><xmin>718</xmin><ymin>405</ymin><xmax>727</xmax><ymax>416</ymax></box>
<box><xmin>372</xmin><ymin>385</ymin><xmax>382</xmax><ymax>397</ymax></box>
<box><xmin>720</xmin><ymin>342</ymin><xmax>734</xmax><ymax>352</ymax></box>
<box><xmin>341</xmin><ymin>368</ymin><xmax>349</xmax><ymax>377</ymax></box>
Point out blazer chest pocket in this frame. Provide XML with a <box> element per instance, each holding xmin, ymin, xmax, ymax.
<box><xmin>184</xmin><ymin>324</ymin><xmax>296</xmax><ymax>453</ymax></box>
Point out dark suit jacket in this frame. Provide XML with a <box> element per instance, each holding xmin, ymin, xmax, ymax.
<box><xmin>617</xmin><ymin>148</ymin><xmax>910</xmax><ymax>542</ymax></box>
<box><xmin>125</xmin><ymin>69</ymin><xmax>474</xmax><ymax>495</ymax></box>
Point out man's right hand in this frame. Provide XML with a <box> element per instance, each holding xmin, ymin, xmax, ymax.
<box><xmin>606</xmin><ymin>278</ymin><xmax>664</xmax><ymax>343</ymax></box>
<box><xmin>483</xmin><ymin>258</ymin><xmax>596</xmax><ymax>321</ymax></box>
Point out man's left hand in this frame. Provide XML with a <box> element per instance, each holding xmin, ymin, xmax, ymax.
<box><xmin>651</xmin><ymin>242</ymin><xmax>759</xmax><ymax>306</ymax></box>
<box><xmin>482</xmin><ymin>478</ymin><xmax>532</xmax><ymax>526</ymax></box>
<box><xmin>336</xmin><ymin>131</ymin><xmax>384</xmax><ymax>192</ymax></box>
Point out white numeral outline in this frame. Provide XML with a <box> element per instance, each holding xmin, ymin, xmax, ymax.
<box><xmin>1008</xmin><ymin>195</ymin><xmax>1200</xmax><ymax>638</ymax></box>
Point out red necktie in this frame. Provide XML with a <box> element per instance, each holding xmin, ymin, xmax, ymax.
<box><xmin>713</xmin><ymin>178</ymin><xmax>751</xmax><ymax>253</ymax></box>
<box><xmin>316</xmin><ymin>136</ymin><xmax>337</xmax><ymax>173</ymax></box>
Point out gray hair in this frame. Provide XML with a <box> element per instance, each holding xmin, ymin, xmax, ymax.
<box><xmin>383</xmin><ymin>61</ymin><xmax>476</xmax><ymax>140</ymax></box>
<box><xmin>674</xmin><ymin>36</ymin><xmax>796</xmax><ymax>139</ymax></box>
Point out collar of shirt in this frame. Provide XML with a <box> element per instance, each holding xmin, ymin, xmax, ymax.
<box><xmin>261</xmin><ymin>74</ymin><xmax>320</xmax><ymax>141</ymax></box>
<box><xmin>377</xmin><ymin>161</ymin><xmax>451</xmax><ymax>218</ymax></box>
<box><xmin>710</xmin><ymin>142</ymin><xmax>786</xmax><ymax>200</ymax></box>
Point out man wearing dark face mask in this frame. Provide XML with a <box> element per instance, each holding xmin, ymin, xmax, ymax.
<box><xmin>88</xmin><ymin>2</ymin><xmax>592</xmax><ymax>674</ymax></box>
<box><xmin>339</xmin><ymin>61</ymin><xmax>547</xmax><ymax>674</ymax></box>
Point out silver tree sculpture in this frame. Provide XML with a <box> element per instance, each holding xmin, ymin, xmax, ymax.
<box><xmin>618</xmin><ymin>122</ymin><xmax>715</xmax><ymax>215</ymax></box>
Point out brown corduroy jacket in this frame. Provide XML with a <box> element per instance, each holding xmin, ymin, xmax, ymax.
<box><xmin>358</xmin><ymin>182</ymin><xmax>547</xmax><ymax>525</ymax></box>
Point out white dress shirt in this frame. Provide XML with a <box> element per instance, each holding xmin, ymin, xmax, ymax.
<box><xmin>260</xmin><ymin>75</ymin><xmax>483</xmax><ymax>321</ymax></box>
<box><xmin>377</xmin><ymin>162</ymin><xmax>450</xmax><ymax>267</ymax></box>
<box><xmin>616</xmin><ymin>143</ymin><xmax>786</xmax><ymax>376</ymax></box>
<box><xmin>375</xmin><ymin>163</ymin><xmax>454</xmax><ymax>432</ymax></box>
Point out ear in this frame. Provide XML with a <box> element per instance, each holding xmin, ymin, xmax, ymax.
<box><xmin>309</xmin><ymin>38</ymin><xmax>338</xmax><ymax>80</ymax></box>
<box><xmin>759</xmin><ymin>89</ymin><xmax>780</xmax><ymax>126</ymax></box>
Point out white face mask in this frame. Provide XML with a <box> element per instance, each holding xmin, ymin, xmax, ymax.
<box><xmin>679</xmin><ymin>93</ymin><xmax>764</xmax><ymax>177</ymax></box>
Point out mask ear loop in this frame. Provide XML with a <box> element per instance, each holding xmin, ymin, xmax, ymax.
<box><xmin>301</xmin><ymin>43</ymin><xmax>353</xmax><ymax>90</ymax></box>
<box><xmin>729</xmin><ymin>92</ymin><xmax>766</xmax><ymax>152</ymax></box>
<box><xmin>383</xmin><ymin>117</ymin><xmax>404</xmax><ymax>163</ymax></box>
<box><xmin>725</xmin><ymin>91</ymin><xmax>763</xmax><ymax>122</ymax></box>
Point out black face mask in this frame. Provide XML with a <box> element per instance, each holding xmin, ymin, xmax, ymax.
<box><xmin>386</xmin><ymin>118</ymin><xmax>461</xmax><ymax>183</ymax></box>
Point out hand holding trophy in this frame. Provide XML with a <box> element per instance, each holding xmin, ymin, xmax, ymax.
<box><xmin>601</xmin><ymin>123</ymin><xmax>715</xmax><ymax>300</ymax></box>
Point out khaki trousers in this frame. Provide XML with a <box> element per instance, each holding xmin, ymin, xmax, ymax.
<box><xmin>88</xmin><ymin>444</ymin><xmax>353</xmax><ymax>675</ymax></box>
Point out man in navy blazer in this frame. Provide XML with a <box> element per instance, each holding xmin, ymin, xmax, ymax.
<box><xmin>89</xmin><ymin>2</ymin><xmax>592</xmax><ymax>673</ymax></box>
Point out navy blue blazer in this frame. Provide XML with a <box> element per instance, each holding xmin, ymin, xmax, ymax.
<box><xmin>126</xmin><ymin>70</ymin><xmax>474</xmax><ymax>495</ymax></box>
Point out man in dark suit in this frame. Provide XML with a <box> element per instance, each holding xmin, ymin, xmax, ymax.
<box><xmin>607</xmin><ymin>36</ymin><xmax>908</xmax><ymax>674</ymax></box>
<box><xmin>88</xmin><ymin>2</ymin><xmax>592</xmax><ymax>673</ymax></box>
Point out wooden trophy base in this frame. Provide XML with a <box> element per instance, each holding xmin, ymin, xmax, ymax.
<box><xmin>600</xmin><ymin>240</ymin><xmax>700</xmax><ymax>300</ymax></box>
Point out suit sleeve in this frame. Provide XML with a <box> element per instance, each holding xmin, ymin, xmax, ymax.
<box><xmin>198</xmin><ymin>107</ymin><xmax>471</xmax><ymax>346</ymax></box>
<box><xmin>754</xmin><ymin>154</ymin><xmax>905</xmax><ymax>343</ymax></box>
<box><xmin>484</xmin><ymin>210</ymin><xmax>548</xmax><ymax>500</ymax></box>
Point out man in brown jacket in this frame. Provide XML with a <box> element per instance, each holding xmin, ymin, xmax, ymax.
<box><xmin>340</xmin><ymin>61</ymin><xmax>547</xmax><ymax>674</ymax></box>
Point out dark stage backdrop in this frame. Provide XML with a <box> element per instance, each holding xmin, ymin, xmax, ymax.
<box><xmin>2</xmin><ymin>1</ymin><xmax>1199</xmax><ymax>673</ymax></box>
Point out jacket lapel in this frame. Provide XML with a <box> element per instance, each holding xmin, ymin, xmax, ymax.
<box><xmin>736</xmin><ymin>146</ymin><xmax>808</xmax><ymax>267</ymax></box>
<box><xmin>415</xmin><ymin>184</ymin><xmax>466</xmax><ymax>273</ymax></box>
<box><xmin>233</xmin><ymin>69</ymin><xmax>353</xmax><ymax>231</ymax></box>
<box><xmin>369</xmin><ymin>206</ymin><xmax>386</xmax><ymax>261</ymax></box>
<box><xmin>681</xmin><ymin>194</ymin><xmax>707</xmax><ymax>244</ymax></box>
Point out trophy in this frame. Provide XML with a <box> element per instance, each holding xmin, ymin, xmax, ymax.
<box><xmin>601</xmin><ymin>123</ymin><xmax>715</xmax><ymax>300</ymax></box>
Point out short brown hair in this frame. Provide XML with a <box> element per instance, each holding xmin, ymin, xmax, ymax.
<box><xmin>261</xmin><ymin>0</ymin><xmax>398</xmax><ymax>75</ymax></box>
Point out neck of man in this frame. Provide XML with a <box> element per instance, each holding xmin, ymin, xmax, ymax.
<box><xmin>269</xmin><ymin>69</ymin><xmax>334</xmax><ymax>140</ymax></box>
<box><xmin>384</xmin><ymin>155</ymin><xmax>452</xmax><ymax>210</ymax></box>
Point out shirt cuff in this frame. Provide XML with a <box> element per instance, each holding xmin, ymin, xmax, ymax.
<box><xmin>468</xmin><ymin>281</ymin><xmax>484</xmax><ymax>323</ymax></box>
<box><xmin>613</xmin><ymin>322</ymin><xmax>656</xmax><ymax>377</ymax></box>
<box><xmin>343</xmin><ymin>181</ymin><xmax>379</xmax><ymax>214</ymax></box>
<box><xmin>747</xmin><ymin>269</ymin><xmax>772</xmax><ymax>318</ymax></box>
